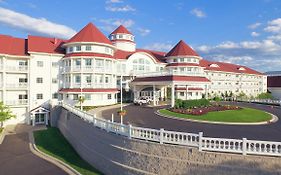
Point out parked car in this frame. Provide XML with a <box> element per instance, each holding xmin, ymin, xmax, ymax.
<box><xmin>134</xmin><ymin>97</ymin><xmax>152</xmax><ymax>105</ymax></box>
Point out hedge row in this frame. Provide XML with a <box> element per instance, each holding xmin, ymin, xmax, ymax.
<box><xmin>175</xmin><ymin>99</ymin><xmax>210</xmax><ymax>109</ymax></box>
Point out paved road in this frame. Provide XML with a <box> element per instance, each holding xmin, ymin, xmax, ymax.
<box><xmin>102</xmin><ymin>102</ymin><xmax>281</xmax><ymax>142</ymax></box>
<box><xmin>0</xmin><ymin>126</ymin><xmax>67</xmax><ymax>175</ymax></box>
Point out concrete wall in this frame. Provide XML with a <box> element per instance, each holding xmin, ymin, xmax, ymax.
<box><xmin>56</xmin><ymin>107</ymin><xmax>281</xmax><ymax>175</ymax></box>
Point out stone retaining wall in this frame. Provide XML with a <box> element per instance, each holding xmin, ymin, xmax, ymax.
<box><xmin>55</xmin><ymin>107</ymin><xmax>281</xmax><ymax>175</ymax></box>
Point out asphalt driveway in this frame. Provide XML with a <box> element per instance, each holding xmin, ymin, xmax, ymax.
<box><xmin>102</xmin><ymin>102</ymin><xmax>281</xmax><ymax>142</ymax></box>
<box><xmin>0</xmin><ymin>126</ymin><xmax>67</xmax><ymax>175</ymax></box>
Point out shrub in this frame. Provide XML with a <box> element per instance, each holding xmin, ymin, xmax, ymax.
<box><xmin>175</xmin><ymin>99</ymin><xmax>210</xmax><ymax>109</ymax></box>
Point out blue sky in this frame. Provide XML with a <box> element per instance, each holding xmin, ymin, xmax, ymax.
<box><xmin>1</xmin><ymin>0</ymin><xmax>281</xmax><ymax>72</ymax></box>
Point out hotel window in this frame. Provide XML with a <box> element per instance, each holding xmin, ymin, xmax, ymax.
<box><xmin>37</xmin><ymin>61</ymin><xmax>43</xmax><ymax>67</ymax></box>
<box><xmin>36</xmin><ymin>77</ymin><xmax>43</xmax><ymax>83</ymax></box>
<box><xmin>73</xmin><ymin>94</ymin><xmax>78</xmax><ymax>100</ymax></box>
<box><xmin>107</xmin><ymin>94</ymin><xmax>112</xmax><ymax>99</ymax></box>
<box><xmin>119</xmin><ymin>35</ymin><xmax>123</xmax><ymax>39</ymax></box>
<box><xmin>19</xmin><ymin>78</ymin><xmax>27</xmax><ymax>83</ymax></box>
<box><xmin>85</xmin><ymin>45</ymin><xmax>91</xmax><ymax>51</ymax></box>
<box><xmin>52</xmin><ymin>62</ymin><xmax>58</xmax><ymax>67</ymax></box>
<box><xmin>36</xmin><ymin>94</ymin><xmax>43</xmax><ymax>99</ymax></box>
<box><xmin>19</xmin><ymin>61</ymin><xmax>27</xmax><ymax>66</ymax></box>
<box><xmin>180</xmin><ymin>92</ymin><xmax>185</xmax><ymax>96</ymax></box>
<box><xmin>75</xmin><ymin>75</ymin><xmax>81</xmax><ymax>83</ymax></box>
<box><xmin>69</xmin><ymin>47</ymin><xmax>73</xmax><ymax>52</ymax></box>
<box><xmin>85</xmin><ymin>94</ymin><xmax>91</xmax><ymax>100</ymax></box>
<box><xmin>173</xmin><ymin>58</ymin><xmax>177</xmax><ymax>62</ymax></box>
<box><xmin>96</xmin><ymin>59</ymin><xmax>104</xmax><ymax>67</ymax></box>
<box><xmin>86</xmin><ymin>75</ymin><xmax>92</xmax><ymax>83</ymax></box>
<box><xmin>52</xmin><ymin>93</ymin><xmax>58</xmax><ymax>99</ymax></box>
<box><xmin>19</xmin><ymin>94</ymin><xmax>28</xmax><ymax>100</ymax></box>
<box><xmin>75</xmin><ymin>59</ymin><xmax>81</xmax><ymax>66</ymax></box>
<box><xmin>52</xmin><ymin>78</ymin><xmax>57</xmax><ymax>83</ymax></box>
<box><xmin>76</xmin><ymin>46</ymin><xmax>81</xmax><ymax>51</ymax></box>
<box><xmin>180</xmin><ymin>58</ymin><xmax>184</xmax><ymax>62</ymax></box>
<box><xmin>105</xmin><ymin>76</ymin><xmax>110</xmax><ymax>83</ymax></box>
<box><xmin>85</xmin><ymin>59</ymin><xmax>92</xmax><ymax>66</ymax></box>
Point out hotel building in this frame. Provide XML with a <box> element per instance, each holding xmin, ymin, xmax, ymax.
<box><xmin>0</xmin><ymin>23</ymin><xmax>267</xmax><ymax>126</ymax></box>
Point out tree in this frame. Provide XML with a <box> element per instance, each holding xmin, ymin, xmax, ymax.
<box><xmin>0</xmin><ymin>101</ymin><xmax>16</xmax><ymax>128</ymax></box>
<box><xmin>237</xmin><ymin>92</ymin><xmax>247</xmax><ymax>100</ymax></box>
<box><xmin>257</xmin><ymin>92</ymin><xmax>273</xmax><ymax>99</ymax></box>
<box><xmin>78</xmin><ymin>96</ymin><xmax>85</xmax><ymax>110</ymax></box>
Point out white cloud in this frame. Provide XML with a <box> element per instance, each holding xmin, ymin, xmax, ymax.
<box><xmin>106</xmin><ymin>0</ymin><xmax>123</xmax><ymax>3</ymax></box>
<box><xmin>248</xmin><ymin>22</ymin><xmax>261</xmax><ymax>29</ymax></box>
<box><xmin>105</xmin><ymin>5</ymin><xmax>135</xmax><ymax>12</ymax></box>
<box><xmin>0</xmin><ymin>7</ymin><xmax>76</xmax><ymax>39</ymax></box>
<box><xmin>143</xmin><ymin>42</ymin><xmax>173</xmax><ymax>52</ymax></box>
<box><xmin>217</xmin><ymin>41</ymin><xmax>240</xmax><ymax>49</ymax></box>
<box><xmin>97</xmin><ymin>18</ymin><xmax>134</xmax><ymax>33</ymax></box>
<box><xmin>190</xmin><ymin>8</ymin><xmax>206</xmax><ymax>18</ymax></box>
<box><xmin>251</xmin><ymin>31</ymin><xmax>260</xmax><ymax>37</ymax></box>
<box><xmin>137</xmin><ymin>28</ymin><xmax>151</xmax><ymax>36</ymax></box>
<box><xmin>264</xmin><ymin>18</ymin><xmax>281</xmax><ymax>33</ymax></box>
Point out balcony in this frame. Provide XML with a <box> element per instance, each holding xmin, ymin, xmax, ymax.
<box><xmin>5</xmin><ymin>66</ymin><xmax>28</xmax><ymax>72</ymax></box>
<box><xmin>6</xmin><ymin>99</ymin><xmax>28</xmax><ymax>106</ymax></box>
<box><xmin>6</xmin><ymin>83</ymin><xmax>28</xmax><ymax>89</ymax></box>
<box><xmin>136</xmin><ymin>70</ymin><xmax>205</xmax><ymax>78</ymax></box>
<box><xmin>62</xmin><ymin>66</ymin><xmax>114</xmax><ymax>74</ymax></box>
<box><xmin>68</xmin><ymin>83</ymin><xmax>115</xmax><ymax>89</ymax></box>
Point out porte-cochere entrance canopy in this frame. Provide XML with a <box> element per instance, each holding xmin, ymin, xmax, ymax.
<box><xmin>30</xmin><ymin>106</ymin><xmax>50</xmax><ymax>126</ymax></box>
<box><xmin>131</xmin><ymin>75</ymin><xmax>211</xmax><ymax>106</ymax></box>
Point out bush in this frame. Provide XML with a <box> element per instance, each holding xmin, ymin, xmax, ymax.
<box><xmin>257</xmin><ymin>92</ymin><xmax>273</xmax><ymax>100</ymax></box>
<box><xmin>175</xmin><ymin>99</ymin><xmax>210</xmax><ymax>109</ymax></box>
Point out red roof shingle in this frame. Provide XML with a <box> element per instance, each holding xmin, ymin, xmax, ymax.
<box><xmin>28</xmin><ymin>35</ymin><xmax>65</xmax><ymax>54</ymax></box>
<box><xmin>166</xmin><ymin>40</ymin><xmax>199</xmax><ymax>57</ymax></box>
<box><xmin>111</xmin><ymin>25</ymin><xmax>132</xmax><ymax>35</ymax></box>
<box><xmin>66</xmin><ymin>23</ymin><xmax>112</xmax><ymax>45</ymax></box>
<box><xmin>0</xmin><ymin>35</ymin><xmax>27</xmax><ymax>56</ymax></box>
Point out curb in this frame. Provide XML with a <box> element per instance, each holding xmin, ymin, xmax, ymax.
<box><xmin>28</xmin><ymin>130</ymin><xmax>81</xmax><ymax>175</ymax></box>
<box><xmin>155</xmin><ymin>109</ymin><xmax>279</xmax><ymax>126</ymax></box>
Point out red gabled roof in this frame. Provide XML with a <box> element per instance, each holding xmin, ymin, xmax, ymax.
<box><xmin>0</xmin><ymin>35</ymin><xmax>28</xmax><ymax>56</ymax></box>
<box><xmin>200</xmin><ymin>59</ymin><xmax>263</xmax><ymax>75</ymax></box>
<box><xmin>111</xmin><ymin>25</ymin><xmax>132</xmax><ymax>35</ymax></box>
<box><xmin>166</xmin><ymin>40</ymin><xmax>199</xmax><ymax>57</ymax></box>
<box><xmin>28</xmin><ymin>35</ymin><xmax>65</xmax><ymax>54</ymax></box>
<box><xmin>133</xmin><ymin>76</ymin><xmax>210</xmax><ymax>82</ymax></box>
<box><xmin>66</xmin><ymin>23</ymin><xmax>112</xmax><ymax>45</ymax></box>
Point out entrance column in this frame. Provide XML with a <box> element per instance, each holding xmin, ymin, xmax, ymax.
<box><xmin>32</xmin><ymin>114</ymin><xmax>35</xmax><ymax>126</ymax></box>
<box><xmin>186</xmin><ymin>85</ymin><xmax>188</xmax><ymax>100</ymax></box>
<box><xmin>171</xmin><ymin>83</ymin><xmax>175</xmax><ymax>107</ymax></box>
<box><xmin>45</xmin><ymin>113</ymin><xmax>48</xmax><ymax>125</ymax></box>
<box><xmin>153</xmin><ymin>84</ymin><xmax>156</xmax><ymax>106</ymax></box>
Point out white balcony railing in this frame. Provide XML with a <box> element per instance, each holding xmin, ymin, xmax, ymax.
<box><xmin>136</xmin><ymin>70</ymin><xmax>205</xmax><ymax>78</ymax></box>
<box><xmin>6</xmin><ymin>99</ymin><xmax>28</xmax><ymax>106</ymax></box>
<box><xmin>69</xmin><ymin>83</ymin><xmax>115</xmax><ymax>89</ymax></box>
<box><xmin>63</xmin><ymin>66</ymin><xmax>115</xmax><ymax>74</ymax></box>
<box><xmin>5</xmin><ymin>66</ymin><xmax>28</xmax><ymax>72</ymax></box>
<box><xmin>6</xmin><ymin>83</ymin><xmax>28</xmax><ymax>89</ymax></box>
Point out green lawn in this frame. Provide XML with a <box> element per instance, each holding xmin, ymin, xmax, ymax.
<box><xmin>159</xmin><ymin>107</ymin><xmax>272</xmax><ymax>123</ymax></box>
<box><xmin>34</xmin><ymin>127</ymin><xmax>103</xmax><ymax>175</ymax></box>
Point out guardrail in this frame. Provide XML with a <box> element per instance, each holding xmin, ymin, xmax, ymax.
<box><xmin>60</xmin><ymin>102</ymin><xmax>281</xmax><ymax>157</ymax></box>
<box><xmin>238</xmin><ymin>99</ymin><xmax>281</xmax><ymax>106</ymax></box>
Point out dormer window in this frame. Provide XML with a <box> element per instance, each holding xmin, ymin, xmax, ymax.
<box><xmin>69</xmin><ymin>47</ymin><xmax>73</xmax><ymax>52</ymax></box>
<box><xmin>210</xmin><ymin>64</ymin><xmax>219</xmax><ymax>68</ymax></box>
<box><xmin>238</xmin><ymin>67</ymin><xmax>246</xmax><ymax>71</ymax></box>
<box><xmin>119</xmin><ymin>35</ymin><xmax>123</xmax><ymax>39</ymax></box>
<box><xmin>85</xmin><ymin>45</ymin><xmax>91</xmax><ymax>51</ymax></box>
<box><xmin>76</xmin><ymin>46</ymin><xmax>81</xmax><ymax>51</ymax></box>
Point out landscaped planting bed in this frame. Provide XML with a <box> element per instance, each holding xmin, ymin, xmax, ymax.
<box><xmin>159</xmin><ymin>99</ymin><xmax>272</xmax><ymax>123</ymax></box>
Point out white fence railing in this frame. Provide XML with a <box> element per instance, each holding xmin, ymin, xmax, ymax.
<box><xmin>60</xmin><ymin>102</ymin><xmax>281</xmax><ymax>157</ymax></box>
<box><xmin>238</xmin><ymin>99</ymin><xmax>281</xmax><ymax>106</ymax></box>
